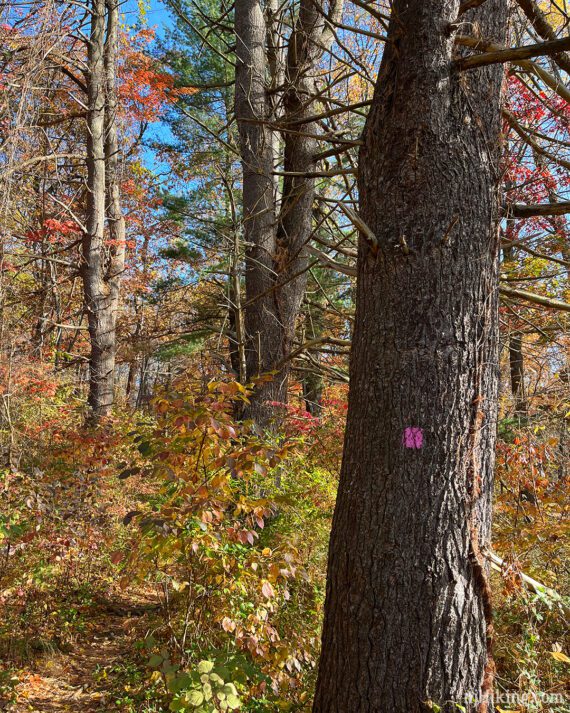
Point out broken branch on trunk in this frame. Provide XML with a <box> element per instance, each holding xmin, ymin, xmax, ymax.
<box><xmin>458</xmin><ymin>0</ymin><xmax>489</xmax><ymax>13</ymax></box>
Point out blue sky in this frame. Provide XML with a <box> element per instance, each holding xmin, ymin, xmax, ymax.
<box><xmin>123</xmin><ymin>0</ymin><xmax>173</xmax><ymax>37</ymax></box>
<box><xmin>122</xmin><ymin>0</ymin><xmax>177</xmax><ymax>182</ymax></box>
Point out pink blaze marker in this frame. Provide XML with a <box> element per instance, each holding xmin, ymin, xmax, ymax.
<box><xmin>403</xmin><ymin>427</ymin><xmax>423</xmax><ymax>449</ymax></box>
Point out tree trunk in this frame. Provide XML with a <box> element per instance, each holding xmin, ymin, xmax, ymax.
<box><xmin>83</xmin><ymin>0</ymin><xmax>110</xmax><ymax>421</ymax></box>
<box><xmin>235</xmin><ymin>0</ymin><xmax>342</xmax><ymax>427</ymax></box>
<box><xmin>313</xmin><ymin>2</ymin><xmax>509</xmax><ymax>712</ymax></box>
<box><xmin>82</xmin><ymin>0</ymin><xmax>124</xmax><ymax>423</ymax></box>
<box><xmin>509</xmin><ymin>332</ymin><xmax>527</xmax><ymax>416</ymax></box>
<box><xmin>503</xmin><ymin>227</ymin><xmax>527</xmax><ymax>418</ymax></box>
<box><xmin>103</xmin><ymin>0</ymin><xmax>126</xmax><ymax>394</ymax></box>
<box><xmin>270</xmin><ymin>0</ymin><xmax>343</xmax><ymax>419</ymax></box>
<box><xmin>234</xmin><ymin>0</ymin><xmax>281</xmax><ymax>424</ymax></box>
<box><xmin>302</xmin><ymin>368</ymin><xmax>323</xmax><ymax>417</ymax></box>
<box><xmin>126</xmin><ymin>233</ymin><xmax>149</xmax><ymax>408</ymax></box>
<box><xmin>302</xmin><ymin>296</ymin><xmax>325</xmax><ymax>416</ymax></box>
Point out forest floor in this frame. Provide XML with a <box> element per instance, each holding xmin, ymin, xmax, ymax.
<box><xmin>8</xmin><ymin>591</ymin><xmax>159</xmax><ymax>713</ymax></box>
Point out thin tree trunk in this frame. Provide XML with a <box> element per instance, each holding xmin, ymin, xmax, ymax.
<box><xmin>302</xmin><ymin>296</ymin><xmax>325</xmax><ymax>416</ymax></box>
<box><xmin>228</xmin><ymin>266</ymin><xmax>246</xmax><ymax>383</ymax></box>
<box><xmin>136</xmin><ymin>356</ymin><xmax>153</xmax><ymax>408</ymax></box>
<box><xmin>126</xmin><ymin>233</ymin><xmax>149</xmax><ymax>408</ymax></box>
<box><xmin>509</xmin><ymin>332</ymin><xmax>527</xmax><ymax>416</ymax></box>
<box><xmin>82</xmin><ymin>0</ymin><xmax>124</xmax><ymax>423</ymax></box>
<box><xmin>125</xmin><ymin>359</ymin><xmax>137</xmax><ymax>402</ymax></box>
<box><xmin>83</xmin><ymin>0</ymin><xmax>110</xmax><ymax>421</ymax></box>
<box><xmin>103</xmin><ymin>0</ymin><xmax>126</xmax><ymax>391</ymax></box>
<box><xmin>302</xmin><ymin>368</ymin><xmax>323</xmax><ymax>417</ymax></box>
<box><xmin>503</xmin><ymin>244</ymin><xmax>527</xmax><ymax>416</ymax></box>
<box><xmin>314</xmin><ymin>2</ymin><xmax>509</xmax><ymax>712</ymax></box>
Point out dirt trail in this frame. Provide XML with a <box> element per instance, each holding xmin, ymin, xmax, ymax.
<box><xmin>10</xmin><ymin>596</ymin><xmax>157</xmax><ymax>713</ymax></box>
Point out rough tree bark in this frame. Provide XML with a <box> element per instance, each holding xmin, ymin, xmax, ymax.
<box><xmin>83</xmin><ymin>0</ymin><xmax>110</xmax><ymax>420</ymax></box>
<box><xmin>82</xmin><ymin>0</ymin><xmax>124</xmax><ymax>422</ymax></box>
<box><xmin>235</xmin><ymin>0</ymin><xmax>342</xmax><ymax>426</ymax></box>
<box><xmin>313</xmin><ymin>1</ymin><xmax>509</xmax><ymax>712</ymax></box>
<box><xmin>235</xmin><ymin>0</ymin><xmax>280</xmax><ymax>424</ymax></box>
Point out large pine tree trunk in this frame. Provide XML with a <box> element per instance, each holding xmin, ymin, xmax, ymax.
<box><xmin>313</xmin><ymin>2</ymin><xmax>509</xmax><ymax>712</ymax></box>
<box><xmin>234</xmin><ymin>0</ymin><xmax>282</xmax><ymax>425</ymax></box>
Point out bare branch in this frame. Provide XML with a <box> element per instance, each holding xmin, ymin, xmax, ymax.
<box><xmin>272</xmin><ymin>167</ymin><xmax>356</xmax><ymax>178</ymax></box>
<box><xmin>330</xmin><ymin>20</ymin><xmax>387</xmax><ymax>42</ymax></box>
<box><xmin>499</xmin><ymin>285</ymin><xmax>570</xmax><ymax>311</ymax></box>
<box><xmin>280</xmin><ymin>336</ymin><xmax>352</xmax><ymax>368</ymax></box>
<box><xmin>457</xmin><ymin>36</ymin><xmax>570</xmax><ymax>104</ymax></box>
<box><xmin>506</xmin><ymin>201</ymin><xmax>570</xmax><ymax>218</ymax></box>
<box><xmin>503</xmin><ymin>109</ymin><xmax>570</xmax><ymax>172</ymax></box>
<box><xmin>457</xmin><ymin>35</ymin><xmax>570</xmax><ymax>70</ymax></box>
<box><xmin>501</xmin><ymin>240</ymin><xmax>570</xmax><ymax>268</ymax></box>
<box><xmin>306</xmin><ymin>245</ymin><xmax>357</xmax><ymax>276</ymax></box>
<box><xmin>349</xmin><ymin>0</ymin><xmax>390</xmax><ymax>28</ymax></box>
<box><xmin>515</xmin><ymin>0</ymin><xmax>570</xmax><ymax>74</ymax></box>
<box><xmin>1</xmin><ymin>153</ymin><xmax>82</xmax><ymax>178</ymax></box>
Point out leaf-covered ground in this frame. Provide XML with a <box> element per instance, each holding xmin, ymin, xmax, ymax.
<box><xmin>10</xmin><ymin>593</ymin><xmax>159</xmax><ymax>712</ymax></box>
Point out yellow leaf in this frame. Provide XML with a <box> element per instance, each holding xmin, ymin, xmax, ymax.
<box><xmin>497</xmin><ymin>708</ymin><xmax>520</xmax><ymax>713</ymax></box>
<box><xmin>550</xmin><ymin>651</ymin><xmax>570</xmax><ymax>664</ymax></box>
